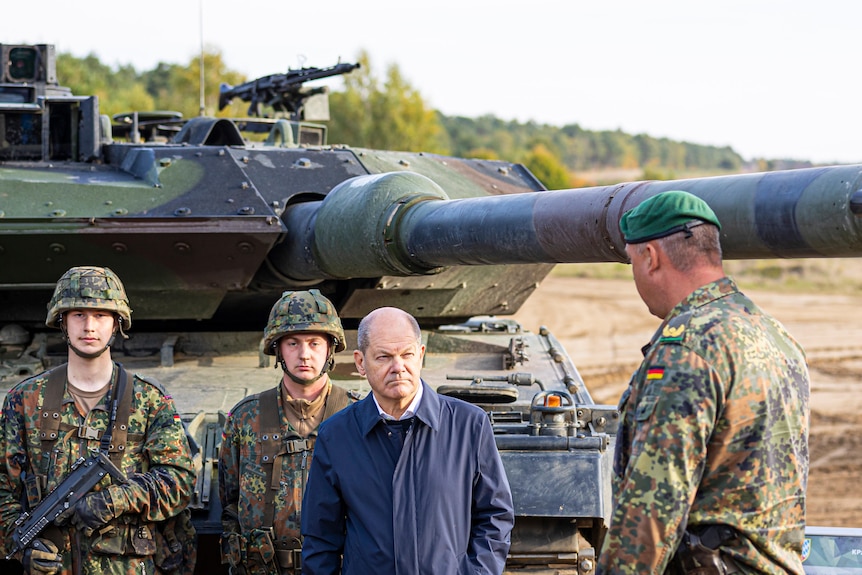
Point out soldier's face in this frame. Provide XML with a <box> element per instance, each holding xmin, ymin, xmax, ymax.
<box><xmin>278</xmin><ymin>333</ymin><xmax>330</xmax><ymax>383</ymax></box>
<box><xmin>354</xmin><ymin>316</ymin><xmax>425</xmax><ymax>408</ymax></box>
<box><xmin>64</xmin><ymin>309</ymin><xmax>117</xmax><ymax>353</ymax></box>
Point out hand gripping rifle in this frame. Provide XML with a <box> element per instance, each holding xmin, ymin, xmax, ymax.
<box><xmin>5</xmin><ymin>451</ymin><xmax>126</xmax><ymax>560</ymax></box>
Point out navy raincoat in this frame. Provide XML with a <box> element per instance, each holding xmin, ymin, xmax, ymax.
<box><xmin>301</xmin><ymin>381</ymin><xmax>514</xmax><ymax>574</ymax></box>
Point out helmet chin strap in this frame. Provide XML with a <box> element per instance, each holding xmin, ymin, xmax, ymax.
<box><xmin>59</xmin><ymin>316</ymin><xmax>117</xmax><ymax>360</ymax></box>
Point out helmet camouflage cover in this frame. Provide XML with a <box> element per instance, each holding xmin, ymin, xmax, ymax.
<box><xmin>263</xmin><ymin>289</ymin><xmax>346</xmax><ymax>355</ymax></box>
<box><xmin>46</xmin><ymin>266</ymin><xmax>132</xmax><ymax>330</ymax></box>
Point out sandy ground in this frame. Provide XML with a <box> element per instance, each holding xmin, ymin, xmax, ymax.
<box><xmin>511</xmin><ymin>274</ymin><xmax>862</xmax><ymax>528</ymax></box>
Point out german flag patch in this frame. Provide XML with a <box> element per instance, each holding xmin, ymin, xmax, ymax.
<box><xmin>646</xmin><ymin>367</ymin><xmax>665</xmax><ymax>380</ymax></box>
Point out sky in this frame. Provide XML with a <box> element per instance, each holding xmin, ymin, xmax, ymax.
<box><xmin>4</xmin><ymin>0</ymin><xmax>861</xmax><ymax>164</ymax></box>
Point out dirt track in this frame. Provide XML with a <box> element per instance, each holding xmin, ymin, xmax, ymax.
<box><xmin>512</xmin><ymin>275</ymin><xmax>862</xmax><ymax>528</ymax></box>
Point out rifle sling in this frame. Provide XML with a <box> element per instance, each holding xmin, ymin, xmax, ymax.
<box><xmin>38</xmin><ymin>363</ymin><xmax>134</xmax><ymax>481</ymax></box>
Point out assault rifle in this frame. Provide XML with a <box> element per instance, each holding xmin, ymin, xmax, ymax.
<box><xmin>218</xmin><ymin>62</ymin><xmax>360</xmax><ymax>119</ymax></box>
<box><xmin>5</xmin><ymin>451</ymin><xmax>126</xmax><ymax>560</ymax></box>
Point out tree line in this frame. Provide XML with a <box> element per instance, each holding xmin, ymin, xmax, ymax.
<box><xmin>57</xmin><ymin>48</ymin><xmax>749</xmax><ymax>189</ymax></box>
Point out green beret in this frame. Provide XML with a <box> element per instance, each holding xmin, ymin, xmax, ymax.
<box><xmin>620</xmin><ymin>190</ymin><xmax>721</xmax><ymax>243</ymax></box>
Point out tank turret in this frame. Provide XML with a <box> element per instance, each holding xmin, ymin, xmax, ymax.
<box><xmin>1</xmin><ymin>45</ymin><xmax>860</xmax><ymax>574</ymax></box>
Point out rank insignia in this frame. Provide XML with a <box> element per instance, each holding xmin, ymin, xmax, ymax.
<box><xmin>661</xmin><ymin>324</ymin><xmax>685</xmax><ymax>341</ymax></box>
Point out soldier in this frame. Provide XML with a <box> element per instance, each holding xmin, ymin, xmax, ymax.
<box><xmin>0</xmin><ymin>266</ymin><xmax>196</xmax><ymax>575</ymax></box>
<box><xmin>597</xmin><ymin>191</ymin><xmax>810</xmax><ymax>574</ymax></box>
<box><xmin>219</xmin><ymin>290</ymin><xmax>357</xmax><ymax>575</ymax></box>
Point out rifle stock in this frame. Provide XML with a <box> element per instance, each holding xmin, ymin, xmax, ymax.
<box><xmin>6</xmin><ymin>451</ymin><xmax>126</xmax><ymax>560</ymax></box>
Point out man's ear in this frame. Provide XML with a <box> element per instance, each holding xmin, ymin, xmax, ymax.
<box><xmin>354</xmin><ymin>350</ymin><xmax>366</xmax><ymax>376</ymax></box>
<box><xmin>644</xmin><ymin>242</ymin><xmax>661</xmax><ymax>273</ymax></box>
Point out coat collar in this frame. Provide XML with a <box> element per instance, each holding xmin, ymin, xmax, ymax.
<box><xmin>357</xmin><ymin>380</ymin><xmax>440</xmax><ymax>436</ymax></box>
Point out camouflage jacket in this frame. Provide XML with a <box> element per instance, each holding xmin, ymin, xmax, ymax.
<box><xmin>0</xmin><ymin>363</ymin><xmax>195</xmax><ymax>575</ymax></box>
<box><xmin>218</xmin><ymin>381</ymin><xmax>355</xmax><ymax>565</ymax></box>
<box><xmin>598</xmin><ymin>277</ymin><xmax>809</xmax><ymax>575</ymax></box>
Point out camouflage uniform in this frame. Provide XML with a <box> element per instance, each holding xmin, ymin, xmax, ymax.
<box><xmin>598</xmin><ymin>277</ymin><xmax>809</xmax><ymax>574</ymax></box>
<box><xmin>0</xmin><ymin>367</ymin><xmax>195</xmax><ymax>575</ymax></box>
<box><xmin>219</xmin><ymin>289</ymin><xmax>355</xmax><ymax>575</ymax></box>
<box><xmin>219</xmin><ymin>381</ymin><xmax>356</xmax><ymax>574</ymax></box>
<box><xmin>0</xmin><ymin>266</ymin><xmax>196</xmax><ymax>575</ymax></box>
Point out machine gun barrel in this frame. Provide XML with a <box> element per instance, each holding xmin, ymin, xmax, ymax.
<box><xmin>273</xmin><ymin>165</ymin><xmax>862</xmax><ymax>281</ymax></box>
<box><xmin>218</xmin><ymin>62</ymin><xmax>360</xmax><ymax>116</ymax></box>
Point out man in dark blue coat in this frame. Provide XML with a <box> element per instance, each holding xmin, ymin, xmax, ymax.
<box><xmin>301</xmin><ymin>306</ymin><xmax>514</xmax><ymax>575</ymax></box>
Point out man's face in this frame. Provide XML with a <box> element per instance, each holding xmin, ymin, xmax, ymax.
<box><xmin>355</xmin><ymin>319</ymin><xmax>425</xmax><ymax>405</ymax></box>
<box><xmin>64</xmin><ymin>309</ymin><xmax>117</xmax><ymax>353</ymax></box>
<box><xmin>278</xmin><ymin>333</ymin><xmax>331</xmax><ymax>384</ymax></box>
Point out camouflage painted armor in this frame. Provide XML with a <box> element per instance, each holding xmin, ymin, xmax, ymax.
<box><xmin>598</xmin><ymin>277</ymin><xmax>809</xmax><ymax>575</ymax></box>
<box><xmin>219</xmin><ymin>381</ymin><xmax>355</xmax><ymax>575</ymax></box>
<box><xmin>0</xmin><ymin>365</ymin><xmax>196</xmax><ymax>575</ymax></box>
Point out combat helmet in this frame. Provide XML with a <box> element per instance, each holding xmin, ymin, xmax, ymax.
<box><xmin>263</xmin><ymin>289</ymin><xmax>345</xmax><ymax>355</ymax></box>
<box><xmin>46</xmin><ymin>266</ymin><xmax>132</xmax><ymax>333</ymax></box>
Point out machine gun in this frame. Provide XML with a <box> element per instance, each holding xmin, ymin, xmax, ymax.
<box><xmin>218</xmin><ymin>62</ymin><xmax>360</xmax><ymax>119</ymax></box>
<box><xmin>5</xmin><ymin>451</ymin><xmax>126</xmax><ymax>560</ymax></box>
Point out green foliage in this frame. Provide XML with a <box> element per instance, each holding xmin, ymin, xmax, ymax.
<box><xmin>54</xmin><ymin>47</ymin><xmax>747</xmax><ymax>176</ymax></box>
<box><xmin>327</xmin><ymin>51</ymin><xmax>449</xmax><ymax>153</ymax></box>
<box><xmin>523</xmin><ymin>144</ymin><xmax>572</xmax><ymax>189</ymax></box>
<box><xmin>58</xmin><ymin>48</ymin><xmax>246</xmax><ymax>120</ymax></box>
<box><xmin>438</xmin><ymin>115</ymin><xmax>744</xmax><ymax>173</ymax></box>
<box><xmin>641</xmin><ymin>165</ymin><xmax>677</xmax><ymax>181</ymax></box>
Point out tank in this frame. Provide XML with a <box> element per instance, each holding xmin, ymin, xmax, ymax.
<box><xmin>1</xmin><ymin>44</ymin><xmax>861</xmax><ymax>574</ymax></box>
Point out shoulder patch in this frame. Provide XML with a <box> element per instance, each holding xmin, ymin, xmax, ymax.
<box><xmin>646</xmin><ymin>366</ymin><xmax>666</xmax><ymax>380</ymax></box>
<box><xmin>134</xmin><ymin>373</ymin><xmax>169</xmax><ymax>396</ymax></box>
<box><xmin>660</xmin><ymin>311</ymin><xmax>692</xmax><ymax>343</ymax></box>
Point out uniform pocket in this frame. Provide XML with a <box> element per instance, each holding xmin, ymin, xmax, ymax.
<box><xmin>91</xmin><ymin>524</ymin><xmax>126</xmax><ymax>555</ymax></box>
<box><xmin>635</xmin><ymin>395</ymin><xmax>659</xmax><ymax>421</ymax></box>
<box><xmin>238</xmin><ymin>462</ymin><xmax>267</xmax><ymax>518</ymax></box>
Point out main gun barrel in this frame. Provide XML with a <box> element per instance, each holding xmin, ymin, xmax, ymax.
<box><xmin>273</xmin><ymin>165</ymin><xmax>862</xmax><ymax>281</ymax></box>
